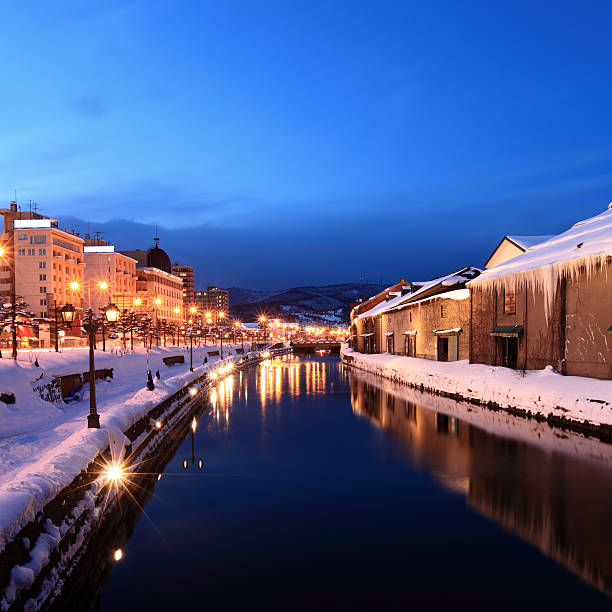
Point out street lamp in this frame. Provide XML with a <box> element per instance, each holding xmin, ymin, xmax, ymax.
<box><xmin>82</xmin><ymin>306</ymin><xmax>119</xmax><ymax>429</ymax></box>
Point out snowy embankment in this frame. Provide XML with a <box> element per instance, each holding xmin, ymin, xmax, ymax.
<box><xmin>0</xmin><ymin>344</ymin><xmax>243</xmax><ymax>553</ymax></box>
<box><xmin>341</xmin><ymin>344</ymin><xmax>612</xmax><ymax>428</ymax></box>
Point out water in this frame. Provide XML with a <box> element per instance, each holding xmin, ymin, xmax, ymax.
<box><xmin>77</xmin><ymin>355</ymin><xmax>612</xmax><ymax>611</ymax></box>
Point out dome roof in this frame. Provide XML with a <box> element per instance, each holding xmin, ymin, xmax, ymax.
<box><xmin>147</xmin><ymin>245</ymin><xmax>171</xmax><ymax>273</ymax></box>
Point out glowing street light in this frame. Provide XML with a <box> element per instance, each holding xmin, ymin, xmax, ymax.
<box><xmin>133</xmin><ymin>297</ymin><xmax>142</xmax><ymax>307</ymax></box>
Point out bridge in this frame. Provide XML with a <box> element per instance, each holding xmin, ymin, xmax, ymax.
<box><xmin>290</xmin><ymin>341</ymin><xmax>341</xmax><ymax>354</ymax></box>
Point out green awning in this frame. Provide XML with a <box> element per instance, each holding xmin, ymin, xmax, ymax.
<box><xmin>491</xmin><ymin>325</ymin><xmax>524</xmax><ymax>337</ymax></box>
<box><xmin>608</xmin><ymin>325</ymin><xmax>612</xmax><ymax>334</ymax></box>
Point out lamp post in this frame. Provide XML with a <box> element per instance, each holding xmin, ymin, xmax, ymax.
<box><xmin>153</xmin><ymin>298</ymin><xmax>162</xmax><ymax>347</ymax></box>
<box><xmin>81</xmin><ymin>305</ymin><xmax>118</xmax><ymax>429</ymax></box>
<box><xmin>188</xmin><ymin>327</ymin><xmax>194</xmax><ymax>372</ymax></box>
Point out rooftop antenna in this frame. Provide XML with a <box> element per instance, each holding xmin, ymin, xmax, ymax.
<box><xmin>153</xmin><ymin>224</ymin><xmax>160</xmax><ymax>248</ymax></box>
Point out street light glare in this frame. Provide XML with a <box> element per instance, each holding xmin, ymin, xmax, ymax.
<box><xmin>69</xmin><ymin>281</ymin><xmax>80</xmax><ymax>291</ymax></box>
<box><xmin>154</xmin><ymin>298</ymin><xmax>162</xmax><ymax>306</ymax></box>
<box><xmin>133</xmin><ymin>298</ymin><xmax>142</xmax><ymax>306</ymax></box>
<box><xmin>97</xmin><ymin>281</ymin><xmax>109</xmax><ymax>290</ymax></box>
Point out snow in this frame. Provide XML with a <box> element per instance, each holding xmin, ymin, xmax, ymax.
<box><xmin>470</xmin><ymin>206</ymin><xmax>612</xmax><ymax>321</ymax></box>
<box><xmin>0</xmin><ymin>344</ymin><xmax>245</xmax><ymax>553</ymax></box>
<box><xmin>507</xmin><ymin>235</ymin><xmax>555</xmax><ymax>249</ymax></box>
<box><xmin>432</xmin><ymin>327</ymin><xmax>462</xmax><ymax>334</ymax></box>
<box><xmin>341</xmin><ymin>344</ymin><xmax>612</xmax><ymax>427</ymax></box>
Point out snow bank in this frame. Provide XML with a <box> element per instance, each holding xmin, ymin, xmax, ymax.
<box><xmin>341</xmin><ymin>344</ymin><xmax>612</xmax><ymax>427</ymax></box>
<box><xmin>0</xmin><ymin>344</ymin><xmax>245</xmax><ymax>552</ymax></box>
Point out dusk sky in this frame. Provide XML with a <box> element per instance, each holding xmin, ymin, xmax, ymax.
<box><xmin>2</xmin><ymin>1</ymin><xmax>612</xmax><ymax>289</ymax></box>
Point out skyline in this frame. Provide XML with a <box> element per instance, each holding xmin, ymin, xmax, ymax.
<box><xmin>2</xmin><ymin>1</ymin><xmax>612</xmax><ymax>287</ymax></box>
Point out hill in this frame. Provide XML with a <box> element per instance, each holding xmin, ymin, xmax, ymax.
<box><xmin>227</xmin><ymin>283</ymin><xmax>384</xmax><ymax>325</ymax></box>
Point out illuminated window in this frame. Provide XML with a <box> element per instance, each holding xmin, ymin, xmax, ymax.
<box><xmin>504</xmin><ymin>290</ymin><xmax>516</xmax><ymax>315</ymax></box>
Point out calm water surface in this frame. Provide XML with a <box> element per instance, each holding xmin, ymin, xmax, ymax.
<box><xmin>85</xmin><ymin>355</ymin><xmax>612</xmax><ymax>611</ymax></box>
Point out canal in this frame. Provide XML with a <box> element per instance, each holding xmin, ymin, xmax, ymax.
<box><xmin>71</xmin><ymin>354</ymin><xmax>612</xmax><ymax>610</ymax></box>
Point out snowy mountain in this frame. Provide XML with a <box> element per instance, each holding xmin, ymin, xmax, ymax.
<box><xmin>227</xmin><ymin>283</ymin><xmax>384</xmax><ymax>324</ymax></box>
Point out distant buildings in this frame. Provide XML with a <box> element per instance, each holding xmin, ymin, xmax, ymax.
<box><xmin>0</xmin><ymin>201</ymin><xmax>198</xmax><ymax>347</ymax></box>
<box><xmin>171</xmin><ymin>263</ymin><xmax>194</xmax><ymax>308</ymax></box>
<box><xmin>194</xmin><ymin>286</ymin><xmax>229</xmax><ymax>316</ymax></box>
<box><xmin>350</xmin><ymin>205</ymin><xmax>612</xmax><ymax>380</ymax></box>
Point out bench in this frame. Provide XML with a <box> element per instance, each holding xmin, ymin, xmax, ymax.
<box><xmin>82</xmin><ymin>368</ymin><xmax>114</xmax><ymax>384</ymax></box>
<box><xmin>162</xmin><ymin>355</ymin><xmax>185</xmax><ymax>366</ymax></box>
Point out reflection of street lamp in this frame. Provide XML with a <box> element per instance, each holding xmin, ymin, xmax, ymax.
<box><xmin>183</xmin><ymin>417</ymin><xmax>203</xmax><ymax>470</ymax></box>
<box><xmin>82</xmin><ymin>306</ymin><xmax>119</xmax><ymax>429</ymax></box>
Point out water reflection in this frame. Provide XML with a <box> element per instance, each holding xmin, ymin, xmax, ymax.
<box><xmin>349</xmin><ymin>370</ymin><xmax>612</xmax><ymax>596</ymax></box>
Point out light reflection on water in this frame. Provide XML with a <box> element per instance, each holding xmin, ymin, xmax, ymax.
<box><xmin>349</xmin><ymin>369</ymin><xmax>612</xmax><ymax>597</ymax></box>
<box><xmin>71</xmin><ymin>355</ymin><xmax>612</xmax><ymax>611</ymax></box>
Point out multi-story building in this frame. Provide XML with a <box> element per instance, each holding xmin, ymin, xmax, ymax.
<box><xmin>83</xmin><ymin>239</ymin><xmax>138</xmax><ymax>312</ymax></box>
<box><xmin>194</xmin><ymin>286</ymin><xmax>229</xmax><ymax>316</ymax></box>
<box><xmin>171</xmin><ymin>263</ymin><xmax>194</xmax><ymax>309</ymax></box>
<box><xmin>0</xmin><ymin>205</ymin><xmax>85</xmax><ymax>318</ymax></box>
<box><xmin>134</xmin><ymin>268</ymin><xmax>183</xmax><ymax>323</ymax></box>
<box><xmin>120</xmin><ymin>239</ymin><xmax>184</xmax><ymax>324</ymax></box>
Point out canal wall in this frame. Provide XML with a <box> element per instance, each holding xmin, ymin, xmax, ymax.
<box><xmin>341</xmin><ymin>344</ymin><xmax>612</xmax><ymax>441</ymax></box>
<box><xmin>0</xmin><ymin>348</ymin><xmax>290</xmax><ymax>611</ymax></box>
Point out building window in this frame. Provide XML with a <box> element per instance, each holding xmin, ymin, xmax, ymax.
<box><xmin>39</xmin><ymin>274</ymin><xmax>46</xmax><ymax>281</ymax></box>
<box><xmin>28</xmin><ymin>248</ymin><xmax>35</xmax><ymax>256</ymax></box>
<box><xmin>409</xmin><ymin>311</ymin><xmax>412</xmax><ymax>322</ymax></box>
<box><xmin>440</xmin><ymin>303</ymin><xmax>447</xmax><ymax>318</ymax></box>
<box><xmin>40</xmin><ymin>298</ymin><xmax>47</xmax><ymax>306</ymax></box>
<box><xmin>18</xmin><ymin>248</ymin><xmax>26</xmax><ymax>256</ymax></box>
<box><xmin>39</xmin><ymin>249</ymin><xmax>46</xmax><ymax>255</ymax></box>
<box><xmin>39</xmin><ymin>261</ymin><xmax>46</xmax><ymax>269</ymax></box>
<box><xmin>504</xmin><ymin>289</ymin><xmax>516</xmax><ymax>315</ymax></box>
<box><xmin>40</xmin><ymin>286</ymin><xmax>47</xmax><ymax>293</ymax></box>
<box><xmin>18</xmin><ymin>234</ymin><xmax>28</xmax><ymax>241</ymax></box>
<box><xmin>30</xmin><ymin>235</ymin><xmax>47</xmax><ymax>245</ymax></box>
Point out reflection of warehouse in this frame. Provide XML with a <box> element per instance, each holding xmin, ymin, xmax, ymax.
<box><xmin>349</xmin><ymin>371</ymin><xmax>612</xmax><ymax>595</ymax></box>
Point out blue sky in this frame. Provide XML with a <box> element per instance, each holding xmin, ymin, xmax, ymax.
<box><xmin>1</xmin><ymin>0</ymin><xmax>611</xmax><ymax>289</ymax></box>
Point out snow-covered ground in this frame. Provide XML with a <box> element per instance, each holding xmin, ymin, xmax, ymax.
<box><xmin>0</xmin><ymin>344</ymin><xmax>244</xmax><ymax>552</ymax></box>
<box><xmin>341</xmin><ymin>345</ymin><xmax>612</xmax><ymax>427</ymax></box>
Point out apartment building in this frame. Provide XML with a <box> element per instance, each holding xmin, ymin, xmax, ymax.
<box><xmin>171</xmin><ymin>263</ymin><xmax>194</xmax><ymax>309</ymax></box>
<box><xmin>0</xmin><ymin>209</ymin><xmax>85</xmax><ymax>318</ymax></box>
<box><xmin>84</xmin><ymin>239</ymin><xmax>138</xmax><ymax>311</ymax></box>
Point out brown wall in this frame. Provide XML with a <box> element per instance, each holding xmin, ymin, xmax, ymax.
<box><xmin>381</xmin><ymin>294</ymin><xmax>471</xmax><ymax>360</ymax></box>
<box><xmin>470</xmin><ymin>259</ymin><xmax>611</xmax><ymax>379</ymax></box>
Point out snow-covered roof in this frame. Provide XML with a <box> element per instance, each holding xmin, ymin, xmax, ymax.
<box><xmin>357</xmin><ymin>269</ymin><xmax>478</xmax><ymax>320</ymax></box>
<box><xmin>470</xmin><ymin>205</ymin><xmax>612</xmax><ymax>320</ymax></box>
<box><xmin>472</xmin><ymin>206</ymin><xmax>612</xmax><ymax>284</ymax></box>
<box><xmin>506</xmin><ymin>235</ymin><xmax>554</xmax><ymax>250</ymax></box>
